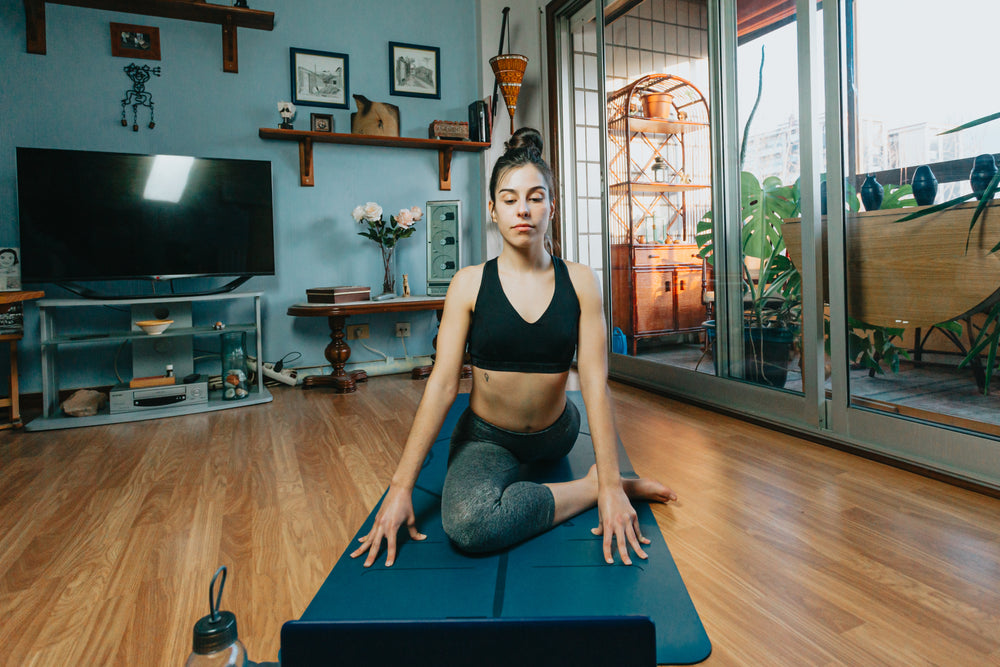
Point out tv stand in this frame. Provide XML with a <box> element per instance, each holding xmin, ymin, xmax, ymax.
<box><xmin>58</xmin><ymin>275</ymin><xmax>254</xmax><ymax>301</ymax></box>
<box><xmin>27</xmin><ymin>291</ymin><xmax>271</xmax><ymax>431</ymax></box>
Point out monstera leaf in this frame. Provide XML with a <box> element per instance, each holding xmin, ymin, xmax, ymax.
<box><xmin>740</xmin><ymin>172</ymin><xmax>799</xmax><ymax>261</ymax></box>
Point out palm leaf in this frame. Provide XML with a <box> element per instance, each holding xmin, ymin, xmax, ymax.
<box><xmin>958</xmin><ymin>304</ymin><xmax>1000</xmax><ymax>368</ymax></box>
<box><xmin>894</xmin><ymin>193</ymin><xmax>975</xmax><ymax>223</ymax></box>
<box><xmin>937</xmin><ymin>111</ymin><xmax>1000</xmax><ymax>135</ymax></box>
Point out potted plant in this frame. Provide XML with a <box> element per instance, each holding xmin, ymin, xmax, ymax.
<box><xmin>695</xmin><ymin>171</ymin><xmax>802</xmax><ymax>387</ymax></box>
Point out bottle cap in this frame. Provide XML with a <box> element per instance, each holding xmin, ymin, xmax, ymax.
<box><xmin>192</xmin><ymin>609</ymin><xmax>239</xmax><ymax>654</ymax></box>
<box><xmin>191</xmin><ymin>566</ymin><xmax>240</xmax><ymax>654</ymax></box>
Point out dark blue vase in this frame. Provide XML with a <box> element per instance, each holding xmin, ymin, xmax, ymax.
<box><xmin>970</xmin><ymin>153</ymin><xmax>998</xmax><ymax>200</ymax></box>
<box><xmin>911</xmin><ymin>165</ymin><xmax>938</xmax><ymax>206</ymax></box>
<box><xmin>860</xmin><ymin>174</ymin><xmax>883</xmax><ymax>211</ymax></box>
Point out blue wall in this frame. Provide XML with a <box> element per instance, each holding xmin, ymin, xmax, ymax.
<box><xmin>0</xmin><ymin>1</ymin><xmax>484</xmax><ymax>394</ymax></box>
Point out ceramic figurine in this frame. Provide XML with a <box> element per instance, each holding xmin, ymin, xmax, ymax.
<box><xmin>911</xmin><ymin>165</ymin><xmax>938</xmax><ymax>206</ymax></box>
<box><xmin>278</xmin><ymin>101</ymin><xmax>296</xmax><ymax>130</ymax></box>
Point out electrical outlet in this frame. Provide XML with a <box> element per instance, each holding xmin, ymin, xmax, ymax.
<box><xmin>395</xmin><ymin>322</ymin><xmax>410</xmax><ymax>338</ymax></box>
<box><xmin>347</xmin><ymin>324</ymin><xmax>370</xmax><ymax>340</ymax></box>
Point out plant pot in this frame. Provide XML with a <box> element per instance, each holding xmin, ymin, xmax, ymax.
<box><xmin>641</xmin><ymin>93</ymin><xmax>674</xmax><ymax>119</ymax></box>
<box><xmin>703</xmin><ymin>321</ymin><xmax>794</xmax><ymax>388</ymax></box>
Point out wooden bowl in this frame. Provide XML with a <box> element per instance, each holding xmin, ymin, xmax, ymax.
<box><xmin>135</xmin><ymin>319</ymin><xmax>173</xmax><ymax>335</ymax></box>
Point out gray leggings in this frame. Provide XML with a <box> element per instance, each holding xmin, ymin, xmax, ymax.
<box><xmin>441</xmin><ymin>400</ymin><xmax>581</xmax><ymax>553</ymax></box>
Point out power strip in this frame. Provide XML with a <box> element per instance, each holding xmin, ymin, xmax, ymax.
<box><xmin>248</xmin><ymin>358</ymin><xmax>299</xmax><ymax>386</ymax></box>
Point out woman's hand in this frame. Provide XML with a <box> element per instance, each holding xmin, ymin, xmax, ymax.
<box><xmin>592</xmin><ymin>485</ymin><xmax>650</xmax><ymax>565</ymax></box>
<box><xmin>350</xmin><ymin>485</ymin><xmax>426</xmax><ymax>567</ymax></box>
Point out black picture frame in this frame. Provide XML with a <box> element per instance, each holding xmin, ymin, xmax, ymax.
<box><xmin>310</xmin><ymin>113</ymin><xmax>333</xmax><ymax>133</ymax></box>
<box><xmin>290</xmin><ymin>47</ymin><xmax>349</xmax><ymax>109</ymax></box>
<box><xmin>388</xmin><ymin>41</ymin><xmax>440</xmax><ymax>100</ymax></box>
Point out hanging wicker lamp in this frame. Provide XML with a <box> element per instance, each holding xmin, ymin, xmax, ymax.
<box><xmin>490</xmin><ymin>53</ymin><xmax>528</xmax><ymax>134</ymax></box>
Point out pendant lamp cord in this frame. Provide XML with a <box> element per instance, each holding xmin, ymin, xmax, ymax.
<box><xmin>492</xmin><ymin>7</ymin><xmax>511</xmax><ymax>124</ymax></box>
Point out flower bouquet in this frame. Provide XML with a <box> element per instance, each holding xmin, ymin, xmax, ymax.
<box><xmin>353</xmin><ymin>202</ymin><xmax>423</xmax><ymax>299</ymax></box>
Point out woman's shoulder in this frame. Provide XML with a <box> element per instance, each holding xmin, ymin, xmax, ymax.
<box><xmin>444</xmin><ymin>262</ymin><xmax>486</xmax><ymax>306</ymax></box>
<box><xmin>561</xmin><ymin>259</ymin><xmax>600</xmax><ymax>289</ymax></box>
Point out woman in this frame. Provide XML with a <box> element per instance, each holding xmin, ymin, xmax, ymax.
<box><xmin>351</xmin><ymin>128</ymin><xmax>676</xmax><ymax>568</ymax></box>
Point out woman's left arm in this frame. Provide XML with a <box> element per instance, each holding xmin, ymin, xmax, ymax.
<box><xmin>571</xmin><ymin>264</ymin><xmax>649</xmax><ymax>565</ymax></box>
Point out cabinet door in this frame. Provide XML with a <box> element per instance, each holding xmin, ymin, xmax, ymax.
<box><xmin>634</xmin><ymin>269</ymin><xmax>675</xmax><ymax>334</ymax></box>
<box><xmin>675</xmin><ymin>267</ymin><xmax>706</xmax><ymax>330</ymax></box>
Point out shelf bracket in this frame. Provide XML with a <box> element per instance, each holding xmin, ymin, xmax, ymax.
<box><xmin>298</xmin><ymin>137</ymin><xmax>314</xmax><ymax>187</ymax></box>
<box><xmin>438</xmin><ymin>147</ymin><xmax>454</xmax><ymax>191</ymax></box>
<box><xmin>222</xmin><ymin>14</ymin><xmax>238</xmax><ymax>73</ymax></box>
<box><xmin>24</xmin><ymin>0</ymin><xmax>46</xmax><ymax>54</ymax></box>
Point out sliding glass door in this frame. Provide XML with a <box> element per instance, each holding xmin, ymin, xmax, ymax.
<box><xmin>548</xmin><ymin>0</ymin><xmax>1000</xmax><ymax>489</ymax></box>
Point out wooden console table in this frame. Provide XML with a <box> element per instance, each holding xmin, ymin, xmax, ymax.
<box><xmin>288</xmin><ymin>295</ymin><xmax>448</xmax><ymax>393</ymax></box>
<box><xmin>0</xmin><ymin>290</ymin><xmax>45</xmax><ymax>429</ymax></box>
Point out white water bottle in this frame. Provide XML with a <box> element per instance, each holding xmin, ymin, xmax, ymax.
<box><xmin>185</xmin><ymin>566</ymin><xmax>248</xmax><ymax>667</ymax></box>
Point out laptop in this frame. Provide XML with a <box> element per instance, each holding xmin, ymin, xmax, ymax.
<box><xmin>280</xmin><ymin>615</ymin><xmax>656</xmax><ymax>667</ymax></box>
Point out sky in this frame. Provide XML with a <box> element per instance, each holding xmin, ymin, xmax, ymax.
<box><xmin>736</xmin><ymin>0</ymin><xmax>1000</xmax><ymax>149</ymax></box>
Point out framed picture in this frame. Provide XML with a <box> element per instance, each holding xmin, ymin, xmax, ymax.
<box><xmin>0</xmin><ymin>247</ymin><xmax>21</xmax><ymax>292</ymax></box>
<box><xmin>110</xmin><ymin>22</ymin><xmax>161</xmax><ymax>61</ymax></box>
<box><xmin>389</xmin><ymin>41</ymin><xmax>440</xmax><ymax>99</ymax></box>
<box><xmin>291</xmin><ymin>47</ymin><xmax>349</xmax><ymax>109</ymax></box>
<box><xmin>310</xmin><ymin>113</ymin><xmax>333</xmax><ymax>133</ymax></box>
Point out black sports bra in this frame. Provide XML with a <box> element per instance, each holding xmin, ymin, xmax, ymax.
<box><xmin>467</xmin><ymin>256</ymin><xmax>580</xmax><ymax>373</ymax></box>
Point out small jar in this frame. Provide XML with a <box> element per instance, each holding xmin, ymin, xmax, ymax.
<box><xmin>220</xmin><ymin>331</ymin><xmax>248</xmax><ymax>400</ymax></box>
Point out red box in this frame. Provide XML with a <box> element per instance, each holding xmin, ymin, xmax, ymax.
<box><xmin>429</xmin><ymin>120</ymin><xmax>469</xmax><ymax>140</ymax></box>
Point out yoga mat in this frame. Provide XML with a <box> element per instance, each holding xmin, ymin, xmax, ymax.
<box><xmin>292</xmin><ymin>392</ymin><xmax>711</xmax><ymax>665</ymax></box>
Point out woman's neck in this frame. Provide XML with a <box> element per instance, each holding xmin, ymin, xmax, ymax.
<box><xmin>498</xmin><ymin>245</ymin><xmax>551</xmax><ymax>273</ymax></box>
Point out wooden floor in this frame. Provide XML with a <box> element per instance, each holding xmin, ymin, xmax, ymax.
<box><xmin>2</xmin><ymin>374</ymin><xmax>999</xmax><ymax>666</ymax></box>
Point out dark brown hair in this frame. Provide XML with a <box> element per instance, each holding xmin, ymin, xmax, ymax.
<box><xmin>488</xmin><ymin>127</ymin><xmax>555</xmax><ymax>202</ymax></box>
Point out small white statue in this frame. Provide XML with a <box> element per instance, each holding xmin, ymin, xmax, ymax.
<box><xmin>278</xmin><ymin>101</ymin><xmax>296</xmax><ymax>129</ymax></box>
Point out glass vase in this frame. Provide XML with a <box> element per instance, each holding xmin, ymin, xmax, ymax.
<box><xmin>220</xmin><ymin>331</ymin><xmax>248</xmax><ymax>400</ymax></box>
<box><xmin>380</xmin><ymin>245</ymin><xmax>397</xmax><ymax>297</ymax></box>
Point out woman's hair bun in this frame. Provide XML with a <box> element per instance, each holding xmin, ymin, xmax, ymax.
<box><xmin>503</xmin><ymin>127</ymin><xmax>543</xmax><ymax>155</ymax></box>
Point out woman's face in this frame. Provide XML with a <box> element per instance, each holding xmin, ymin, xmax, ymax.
<box><xmin>0</xmin><ymin>253</ymin><xmax>14</xmax><ymax>269</ymax></box>
<box><xmin>489</xmin><ymin>164</ymin><xmax>552</xmax><ymax>249</ymax></box>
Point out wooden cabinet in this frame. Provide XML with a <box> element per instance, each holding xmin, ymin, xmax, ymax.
<box><xmin>606</xmin><ymin>74</ymin><xmax>711</xmax><ymax>354</ymax></box>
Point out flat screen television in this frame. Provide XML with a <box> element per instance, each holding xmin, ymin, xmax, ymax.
<box><xmin>15</xmin><ymin>147</ymin><xmax>275</xmax><ymax>295</ymax></box>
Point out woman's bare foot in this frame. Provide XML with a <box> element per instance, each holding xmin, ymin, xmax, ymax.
<box><xmin>622</xmin><ymin>476</ymin><xmax>677</xmax><ymax>503</ymax></box>
<box><xmin>585</xmin><ymin>464</ymin><xmax>677</xmax><ymax>503</ymax></box>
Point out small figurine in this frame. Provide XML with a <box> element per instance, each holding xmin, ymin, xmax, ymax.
<box><xmin>278</xmin><ymin>101</ymin><xmax>296</xmax><ymax>130</ymax></box>
<box><xmin>402</xmin><ymin>274</ymin><xmax>411</xmax><ymax>297</ymax></box>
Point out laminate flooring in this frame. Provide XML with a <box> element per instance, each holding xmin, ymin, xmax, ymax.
<box><xmin>1</xmin><ymin>374</ymin><xmax>999</xmax><ymax>665</ymax></box>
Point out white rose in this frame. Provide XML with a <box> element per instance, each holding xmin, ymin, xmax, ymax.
<box><xmin>362</xmin><ymin>202</ymin><xmax>383</xmax><ymax>221</ymax></box>
<box><xmin>352</xmin><ymin>205</ymin><xmax>365</xmax><ymax>222</ymax></box>
<box><xmin>409</xmin><ymin>206</ymin><xmax>423</xmax><ymax>221</ymax></box>
<box><xmin>396</xmin><ymin>209</ymin><xmax>414</xmax><ymax>228</ymax></box>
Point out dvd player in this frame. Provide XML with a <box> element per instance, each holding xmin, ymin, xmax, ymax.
<box><xmin>109</xmin><ymin>378</ymin><xmax>209</xmax><ymax>414</ymax></box>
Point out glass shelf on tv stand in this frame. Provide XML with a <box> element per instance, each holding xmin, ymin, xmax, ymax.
<box><xmin>28</xmin><ymin>291</ymin><xmax>271</xmax><ymax>431</ymax></box>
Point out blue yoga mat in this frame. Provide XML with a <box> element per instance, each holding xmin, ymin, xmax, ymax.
<box><xmin>295</xmin><ymin>392</ymin><xmax>711</xmax><ymax>665</ymax></box>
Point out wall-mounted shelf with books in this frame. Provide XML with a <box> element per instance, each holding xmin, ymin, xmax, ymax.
<box><xmin>258</xmin><ymin>128</ymin><xmax>491</xmax><ymax>190</ymax></box>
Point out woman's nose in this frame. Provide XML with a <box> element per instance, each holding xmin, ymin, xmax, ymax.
<box><xmin>516</xmin><ymin>199</ymin><xmax>530</xmax><ymax>216</ymax></box>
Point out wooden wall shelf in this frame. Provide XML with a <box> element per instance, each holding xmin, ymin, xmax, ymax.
<box><xmin>24</xmin><ymin>0</ymin><xmax>275</xmax><ymax>73</ymax></box>
<box><xmin>258</xmin><ymin>128</ymin><xmax>491</xmax><ymax>190</ymax></box>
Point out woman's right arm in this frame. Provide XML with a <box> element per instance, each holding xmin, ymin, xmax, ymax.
<box><xmin>350</xmin><ymin>265</ymin><xmax>479</xmax><ymax>567</ymax></box>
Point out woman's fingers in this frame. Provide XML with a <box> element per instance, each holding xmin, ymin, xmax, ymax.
<box><xmin>598</xmin><ymin>512</ymin><xmax>649</xmax><ymax>565</ymax></box>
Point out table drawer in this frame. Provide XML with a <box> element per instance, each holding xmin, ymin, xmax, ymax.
<box><xmin>633</xmin><ymin>243</ymin><xmax>700</xmax><ymax>267</ymax></box>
